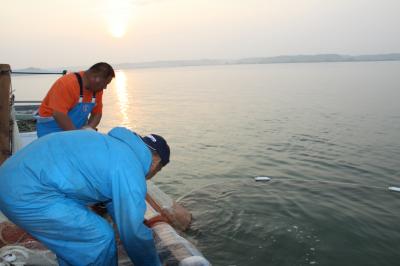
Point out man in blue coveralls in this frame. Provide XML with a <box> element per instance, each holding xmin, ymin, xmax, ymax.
<box><xmin>0</xmin><ymin>127</ymin><xmax>170</xmax><ymax>266</ymax></box>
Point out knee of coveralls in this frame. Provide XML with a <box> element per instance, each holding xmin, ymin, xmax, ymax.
<box><xmin>56</xmin><ymin>228</ymin><xmax>116</xmax><ymax>266</ymax></box>
<box><xmin>2</xmin><ymin>197</ymin><xmax>118</xmax><ymax>266</ymax></box>
<box><xmin>53</xmin><ymin>213</ymin><xmax>118</xmax><ymax>266</ymax></box>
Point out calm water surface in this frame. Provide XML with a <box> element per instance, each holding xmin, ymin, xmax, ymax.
<box><xmin>13</xmin><ymin>62</ymin><xmax>400</xmax><ymax>265</ymax></box>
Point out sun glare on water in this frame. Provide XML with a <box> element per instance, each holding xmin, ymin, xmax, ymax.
<box><xmin>114</xmin><ymin>71</ymin><xmax>130</xmax><ymax>125</ymax></box>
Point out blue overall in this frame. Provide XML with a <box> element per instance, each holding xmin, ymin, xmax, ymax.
<box><xmin>0</xmin><ymin>127</ymin><xmax>161</xmax><ymax>266</ymax></box>
<box><xmin>36</xmin><ymin>73</ymin><xmax>96</xmax><ymax>138</ymax></box>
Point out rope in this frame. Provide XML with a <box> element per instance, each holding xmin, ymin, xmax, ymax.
<box><xmin>0</xmin><ymin>222</ymin><xmax>28</xmax><ymax>246</ymax></box>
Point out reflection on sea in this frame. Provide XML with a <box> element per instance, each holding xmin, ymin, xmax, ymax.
<box><xmin>113</xmin><ymin>71</ymin><xmax>130</xmax><ymax>126</ymax></box>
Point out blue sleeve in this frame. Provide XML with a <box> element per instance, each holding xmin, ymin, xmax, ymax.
<box><xmin>110</xmin><ymin>160</ymin><xmax>161</xmax><ymax>266</ymax></box>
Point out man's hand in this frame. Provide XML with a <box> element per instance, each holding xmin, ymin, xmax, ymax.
<box><xmin>82</xmin><ymin>125</ymin><xmax>96</xmax><ymax>131</ymax></box>
<box><xmin>164</xmin><ymin>202</ymin><xmax>192</xmax><ymax>232</ymax></box>
<box><xmin>87</xmin><ymin>113</ymin><xmax>102</xmax><ymax>129</ymax></box>
<box><xmin>53</xmin><ymin>111</ymin><xmax>76</xmax><ymax>131</ymax></box>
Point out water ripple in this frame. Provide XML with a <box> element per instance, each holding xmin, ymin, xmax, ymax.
<box><xmin>182</xmin><ymin>179</ymin><xmax>400</xmax><ymax>266</ymax></box>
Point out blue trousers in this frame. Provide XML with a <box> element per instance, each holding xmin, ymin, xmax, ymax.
<box><xmin>1</xmin><ymin>196</ymin><xmax>117</xmax><ymax>266</ymax></box>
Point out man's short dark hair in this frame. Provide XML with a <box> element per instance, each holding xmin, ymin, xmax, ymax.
<box><xmin>88</xmin><ymin>62</ymin><xmax>115</xmax><ymax>79</ymax></box>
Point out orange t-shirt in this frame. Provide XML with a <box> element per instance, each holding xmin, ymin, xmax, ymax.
<box><xmin>38</xmin><ymin>71</ymin><xmax>103</xmax><ymax>117</ymax></box>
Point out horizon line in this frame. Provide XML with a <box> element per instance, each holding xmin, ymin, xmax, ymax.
<box><xmin>11</xmin><ymin>52</ymin><xmax>400</xmax><ymax>71</ymax></box>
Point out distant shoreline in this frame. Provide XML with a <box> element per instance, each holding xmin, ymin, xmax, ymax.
<box><xmin>14</xmin><ymin>53</ymin><xmax>400</xmax><ymax>73</ymax></box>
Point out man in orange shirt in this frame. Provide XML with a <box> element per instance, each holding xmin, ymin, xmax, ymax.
<box><xmin>36</xmin><ymin>62</ymin><xmax>115</xmax><ymax>137</ymax></box>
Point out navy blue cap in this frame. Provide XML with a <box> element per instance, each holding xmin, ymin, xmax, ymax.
<box><xmin>142</xmin><ymin>134</ymin><xmax>170</xmax><ymax>166</ymax></box>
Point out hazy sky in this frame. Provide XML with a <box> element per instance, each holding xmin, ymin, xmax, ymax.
<box><xmin>1</xmin><ymin>0</ymin><xmax>399</xmax><ymax>68</ymax></box>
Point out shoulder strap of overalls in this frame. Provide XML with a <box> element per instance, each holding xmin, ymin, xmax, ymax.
<box><xmin>74</xmin><ymin>72</ymin><xmax>96</xmax><ymax>103</ymax></box>
<box><xmin>74</xmin><ymin>72</ymin><xmax>84</xmax><ymax>100</ymax></box>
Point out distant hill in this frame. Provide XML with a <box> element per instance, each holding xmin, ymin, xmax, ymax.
<box><xmin>13</xmin><ymin>53</ymin><xmax>400</xmax><ymax>72</ymax></box>
<box><xmin>114</xmin><ymin>53</ymin><xmax>400</xmax><ymax>70</ymax></box>
<box><xmin>235</xmin><ymin>53</ymin><xmax>400</xmax><ymax>64</ymax></box>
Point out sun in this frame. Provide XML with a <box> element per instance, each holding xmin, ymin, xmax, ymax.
<box><xmin>109</xmin><ymin>21</ymin><xmax>126</xmax><ymax>38</ymax></box>
<box><xmin>104</xmin><ymin>0</ymin><xmax>132</xmax><ymax>38</ymax></box>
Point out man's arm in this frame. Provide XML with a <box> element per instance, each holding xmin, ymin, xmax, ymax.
<box><xmin>111</xmin><ymin>161</ymin><xmax>161</xmax><ymax>266</ymax></box>
<box><xmin>53</xmin><ymin>111</ymin><xmax>76</xmax><ymax>131</ymax></box>
<box><xmin>87</xmin><ymin>113</ymin><xmax>102</xmax><ymax>129</ymax></box>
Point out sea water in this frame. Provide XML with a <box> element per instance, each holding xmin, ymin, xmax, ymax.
<box><xmin>12</xmin><ymin>61</ymin><xmax>400</xmax><ymax>265</ymax></box>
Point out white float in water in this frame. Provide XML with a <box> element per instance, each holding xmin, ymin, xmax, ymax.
<box><xmin>388</xmin><ymin>186</ymin><xmax>400</xmax><ymax>192</ymax></box>
<box><xmin>255</xmin><ymin>176</ymin><xmax>271</xmax><ymax>182</ymax></box>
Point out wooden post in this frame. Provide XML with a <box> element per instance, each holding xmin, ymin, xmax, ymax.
<box><xmin>0</xmin><ymin>64</ymin><xmax>11</xmax><ymax>165</ymax></box>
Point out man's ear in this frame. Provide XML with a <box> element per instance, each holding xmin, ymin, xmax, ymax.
<box><xmin>146</xmin><ymin>153</ymin><xmax>162</xmax><ymax>180</ymax></box>
<box><xmin>152</xmin><ymin>153</ymin><xmax>162</xmax><ymax>168</ymax></box>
